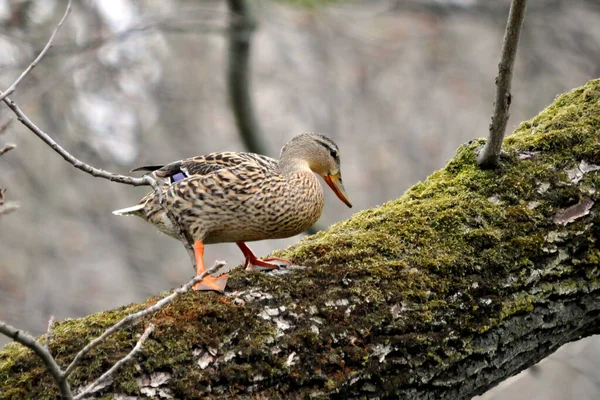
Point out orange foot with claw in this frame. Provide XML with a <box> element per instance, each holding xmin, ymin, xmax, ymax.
<box><xmin>236</xmin><ymin>242</ymin><xmax>292</xmax><ymax>271</ymax></box>
<box><xmin>192</xmin><ymin>241</ymin><xmax>229</xmax><ymax>292</ymax></box>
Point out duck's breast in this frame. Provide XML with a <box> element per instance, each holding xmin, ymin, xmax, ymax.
<box><xmin>172</xmin><ymin>170</ymin><xmax>324</xmax><ymax>244</ymax></box>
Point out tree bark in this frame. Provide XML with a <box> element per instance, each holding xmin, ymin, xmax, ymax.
<box><xmin>1</xmin><ymin>79</ymin><xmax>600</xmax><ymax>399</ymax></box>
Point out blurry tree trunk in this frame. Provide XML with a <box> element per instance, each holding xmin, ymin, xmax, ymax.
<box><xmin>227</xmin><ymin>0</ymin><xmax>270</xmax><ymax>155</ymax></box>
<box><xmin>1</xmin><ymin>80</ymin><xmax>600</xmax><ymax>399</ymax></box>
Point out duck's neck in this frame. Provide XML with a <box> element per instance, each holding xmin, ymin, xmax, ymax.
<box><xmin>278</xmin><ymin>156</ymin><xmax>312</xmax><ymax>176</ymax></box>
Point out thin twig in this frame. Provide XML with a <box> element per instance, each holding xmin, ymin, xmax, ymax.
<box><xmin>0</xmin><ymin>95</ymin><xmax>162</xmax><ymax>203</ymax></box>
<box><xmin>45</xmin><ymin>315</ymin><xmax>55</xmax><ymax>354</ymax></box>
<box><xmin>0</xmin><ymin>0</ymin><xmax>72</xmax><ymax>103</ymax></box>
<box><xmin>64</xmin><ymin>261</ymin><xmax>226</xmax><ymax>378</ymax></box>
<box><xmin>477</xmin><ymin>0</ymin><xmax>528</xmax><ymax>169</ymax></box>
<box><xmin>0</xmin><ymin>321</ymin><xmax>73</xmax><ymax>399</ymax></box>
<box><xmin>74</xmin><ymin>324</ymin><xmax>155</xmax><ymax>399</ymax></box>
<box><xmin>0</xmin><ymin>143</ymin><xmax>15</xmax><ymax>156</ymax></box>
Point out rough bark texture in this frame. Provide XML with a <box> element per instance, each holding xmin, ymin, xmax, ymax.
<box><xmin>1</xmin><ymin>79</ymin><xmax>600</xmax><ymax>399</ymax></box>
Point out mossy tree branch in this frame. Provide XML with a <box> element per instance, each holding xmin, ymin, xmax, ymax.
<box><xmin>0</xmin><ymin>322</ymin><xmax>72</xmax><ymax>399</ymax></box>
<box><xmin>478</xmin><ymin>0</ymin><xmax>528</xmax><ymax>169</ymax></box>
<box><xmin>0</xmin><ymin>263</ymin><xmax>226</xmax><ymax>399</ymax></box>
<box><xmin>2</xmin><ymin>80</ymin><xmax>600</xmax><ymax>399</ymax></box>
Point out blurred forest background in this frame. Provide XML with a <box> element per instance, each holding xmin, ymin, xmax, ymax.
<box><xmin>1</xmin><ymin>0</ymin><xmax>600</xmax><ymax>398</ymax></box>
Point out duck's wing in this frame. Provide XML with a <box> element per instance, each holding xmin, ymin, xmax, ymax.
<box><xmin>132</xmin><ymin>152</ymin><xmax>278</xmax><ymax>184</ymax></box>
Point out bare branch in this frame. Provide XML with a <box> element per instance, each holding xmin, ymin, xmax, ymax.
<box><xmin>0</xmin><ymin>143</ymin><xmax>16</xmax><ymax>156</ymax></box>
<box><xmin>74</xmin><ymin>324</ymin><xmax>155</xmax><ymax>400</ymax></box>
<box><xmin>45</xmin><ymin>315</ymin><xmax>55</xmax><ymax>354</ymax></box>
<box><xmin>0</xmin><ymin>0</ymin><xmax>156</xmax><ymax>195</ymax></box>
<box><xmin>0</xmin><ymin>321</ymin><xmax>73</xmax><ymax>399</ymax></box>
<box><xmin>227</xmin><ymin>0</ymin><xmax>270</xmax><ymax>155</ymax></box>
<box><xmin>0</xmin><ymin>0</ymin><xmax>72</xmax><ymax>103</ymax></box>
<box><xmin>477</xmin><ymin>0</ymin><xmax>528</xmax><ymax>169</ymax></box>
<box><xmin>64</xmin><ymin>261</ymin><xmax>226</xmax><ymax>378</ymax></box>
<box><xmin>0</xmin><ymin>95</ymin><xmax>162</xmax><ymax>202</ymax></box>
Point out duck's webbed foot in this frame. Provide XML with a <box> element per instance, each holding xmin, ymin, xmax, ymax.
<box><xmin>194</xmin><ymin>274</ymin><xmax>229</xmax><ymax>292</ymax></box>
<box><xmin>192</xmin><ymin>241</ymin><xmax>229</xmax><ymax>292</ymax></box>
<box><xmin>236</xmin><ymin>242</ymin><xmax>292</xmax><ymax>272</ymax></box>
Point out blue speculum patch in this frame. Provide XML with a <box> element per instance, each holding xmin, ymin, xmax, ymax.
<box><xmin>172</xmin><ymin>172</ymin><xmax>186</xmax><ymax>182</ymax></box>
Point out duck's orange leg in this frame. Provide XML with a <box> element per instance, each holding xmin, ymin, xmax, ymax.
<box><xmin>236</xmin><ymin>242</ymin><xmax>292</xmax><ymax>271</ymax></box>
<box><xmin>193</xmin><ymin>241</ymin><xmax>228</xmax><ymax>292</ymax></box>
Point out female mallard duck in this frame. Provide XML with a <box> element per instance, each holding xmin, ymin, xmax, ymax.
<box><xmin>113</xmin><ymin>133</ymin><xmax>352</xmax><ymax>292</ymax></box>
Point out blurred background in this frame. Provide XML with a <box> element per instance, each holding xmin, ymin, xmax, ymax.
<box><xmin>0</xmin><ymin>0</ymin><xmax>599</xmax><ymax>398</ymax></box>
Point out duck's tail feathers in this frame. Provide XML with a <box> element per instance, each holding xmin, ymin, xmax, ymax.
<box><xmin>112</xmin><ymin>204</ymin><xmax>145</xmax><ymax>216</ymax></box>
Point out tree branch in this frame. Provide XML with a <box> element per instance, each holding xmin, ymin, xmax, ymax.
<box><xmin>0</xmin><ymin>0</ymin><xmax>71</xmax><ymax>103</ymax></box>
<box><xmin>0</xmin><ymin>262</ymin><xmax>225</xmax><ymax>399</ymax></box>
<box><xmin>74</xmin><ymin>324</ymin><xmax>155</xmax><ymax>400</ymax></box>
<box><xmin>0</xmin><ymin>143</ymin><xmax>15</xmax><ymax>156</ymax></box>
<box><xmin>64</xmin><ymin>261</ymin><xmax>226</xmax><ymax>378</ymax></box>
<box><xmin>0</xmin><ymin>321</ymin><xmax>73</xmax><ymax>399</ymax></box>
<box><xmin>0</xmin><ymin>95</ymin><xmax>162</xmax><ymax>202</ymax></box>
<box><xmin>477</xmin><ymin>0</ymin><xmax>528</xmax><ymax>169</ymax></box>
<box><xmin>0</xmin><ymin>2</ymin><xmax>158</xmax><ymax>196</ymax></box>
<box><xmin>4</xmin><ymin>78</ymin><xmax>600</xmax><ymax>399</ymax></box>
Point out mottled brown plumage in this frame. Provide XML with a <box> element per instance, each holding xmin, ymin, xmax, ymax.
<box><xmin>113</xmin><ymin>133</ymin><xmax>351</xmax><ymax>291</ymax></box>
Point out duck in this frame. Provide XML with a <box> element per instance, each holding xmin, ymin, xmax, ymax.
<box><xmin>112</xmin><ymin>133</ymin><xmax>352</xmax><ymax>292</ymax></box>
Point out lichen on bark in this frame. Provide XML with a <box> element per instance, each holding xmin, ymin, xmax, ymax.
<box><xmin>1</xmin><ymin>79</ymin><xmax>600</xmax><ymax>399</ymax></box>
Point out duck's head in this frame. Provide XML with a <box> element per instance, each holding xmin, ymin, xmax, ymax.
<box><xmin>280</xmin><ymin>133</ymin><xmax>352</xmax><ymax>208</ymax></box>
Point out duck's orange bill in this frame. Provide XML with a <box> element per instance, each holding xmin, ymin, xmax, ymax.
<box><xmin>324</xmin><ymin>174</ymin><xmax>352</xmax><ymax>208</ymax></box>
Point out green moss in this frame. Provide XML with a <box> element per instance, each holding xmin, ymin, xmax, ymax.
<box><xmin>500</xmin><ymin>293</ymin><xmax>536</xmax><ymax>319</ymax></box>
<box><xmin>2</xmin><ymin>79</ymin><xmax>600</xmax><ymax>398</ymax></box>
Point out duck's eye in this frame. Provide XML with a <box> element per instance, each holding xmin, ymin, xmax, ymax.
<box><xmin>330</xmin><ymin>149</ymin><xmax>338</xmax><ymax>159</ymax></box>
